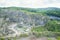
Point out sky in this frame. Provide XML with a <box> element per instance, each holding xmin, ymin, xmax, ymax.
<box><xmin>0</xmin><ymin>0</ymin><xmax>60</xmax><ymax>8</ymax></box>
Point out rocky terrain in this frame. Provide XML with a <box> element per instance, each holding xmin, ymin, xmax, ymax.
<box><xmin>0</xmin><ymin>7</ymin><xmax>59</xmax><ymax>40</ymax></box>
<box><xmin>0</xmin><ymin>8</ymin><xmax>48</xmax><ymax>38</ymax></box>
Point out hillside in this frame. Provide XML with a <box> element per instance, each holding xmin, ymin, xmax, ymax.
<box><xmin>0</xmin><ymin>7</ymin><xmax>60</xmax><ymax>40</ymax></box>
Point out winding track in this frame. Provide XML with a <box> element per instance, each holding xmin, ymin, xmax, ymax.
<box><xmin>1</xmin><ymin>23</ymin><xmax>21</xmax><ymax>38</ymax></box>
<box><xmin>8</xmin><ymin>23</ymin><xmax>20</xmax><ymax>36</ymax></box>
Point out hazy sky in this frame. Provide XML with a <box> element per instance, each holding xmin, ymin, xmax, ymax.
<box><xmin>0</xmin><ymin>0</ymin><xmax>60</xmax><ymax>8</ymax></box>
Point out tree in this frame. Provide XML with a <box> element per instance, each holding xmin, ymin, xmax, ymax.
<box><xmin>45</xmin><ymin>20</ymin><xmax>60</xmax><ymax>32</ymax></box>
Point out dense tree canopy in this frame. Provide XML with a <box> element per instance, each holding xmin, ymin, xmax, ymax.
<box><xmin>45</xmin><ymin>20</ymin><xmax>60</xmax><ymax>32</ymax></box>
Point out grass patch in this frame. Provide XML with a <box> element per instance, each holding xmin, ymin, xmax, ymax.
<box><xmin>31</xmin><ymin>26</ymin><xmax>47</xmax><ymax>32</ymax></box>
<box><xmin>57</xmin><ymin>36</ymin><xmax>60</xmax><ymax>40</ymax></box>
<box><xmin>48</xmin><ymin>38</ymin><xmax>52</xmax><ymax>40</ymax></box>
<box><xmin>31</xmin><ymin>26</ymin><xmax>56</xmax><ymax>37</ymax></box>
<box><xmin>20</xmin><ymin>34</ymin><xmax>29</xmax><ymax>37</ymax></box>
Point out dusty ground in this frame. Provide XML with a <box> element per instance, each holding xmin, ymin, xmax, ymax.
<box><xmin>18</xmin><ymin>35</ymin><xmax>57</xmax><ymax>40</ymax></box>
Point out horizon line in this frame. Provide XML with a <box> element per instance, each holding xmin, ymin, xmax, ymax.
<box><xmin>0</xmin><ymin>6</ymin><xmax>60</xmax><ymax>8</ymax></box>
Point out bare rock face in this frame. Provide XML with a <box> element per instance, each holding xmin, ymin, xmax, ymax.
<box><xmin>0</xmin><ymin>8</ymin><xmax>49</xmax><ymax>37</ymax></box>
<box><xmin>8</xmin><ymin>11</ymin><xmax>48</xmax><ymax>27</ymax></box>
<box><xmin>0</xmin><ymin>9</ymin><xmax>48</xmax><ymax>26</ymax></box>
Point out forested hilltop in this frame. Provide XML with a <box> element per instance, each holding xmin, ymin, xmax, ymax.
<box><xmin>0</xmin><ymin>7</ymin><xmax>60</xmax><ymax>40</ymax></box>
<box><xmin>19</xmin><ymin>7</ymin><xmax>60</xmax><ymax>17</ymax></box>
<box><xmin>1</xmin><ymin>7</ymin><xmax>60</xmax><ymax>17</ymax></box>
